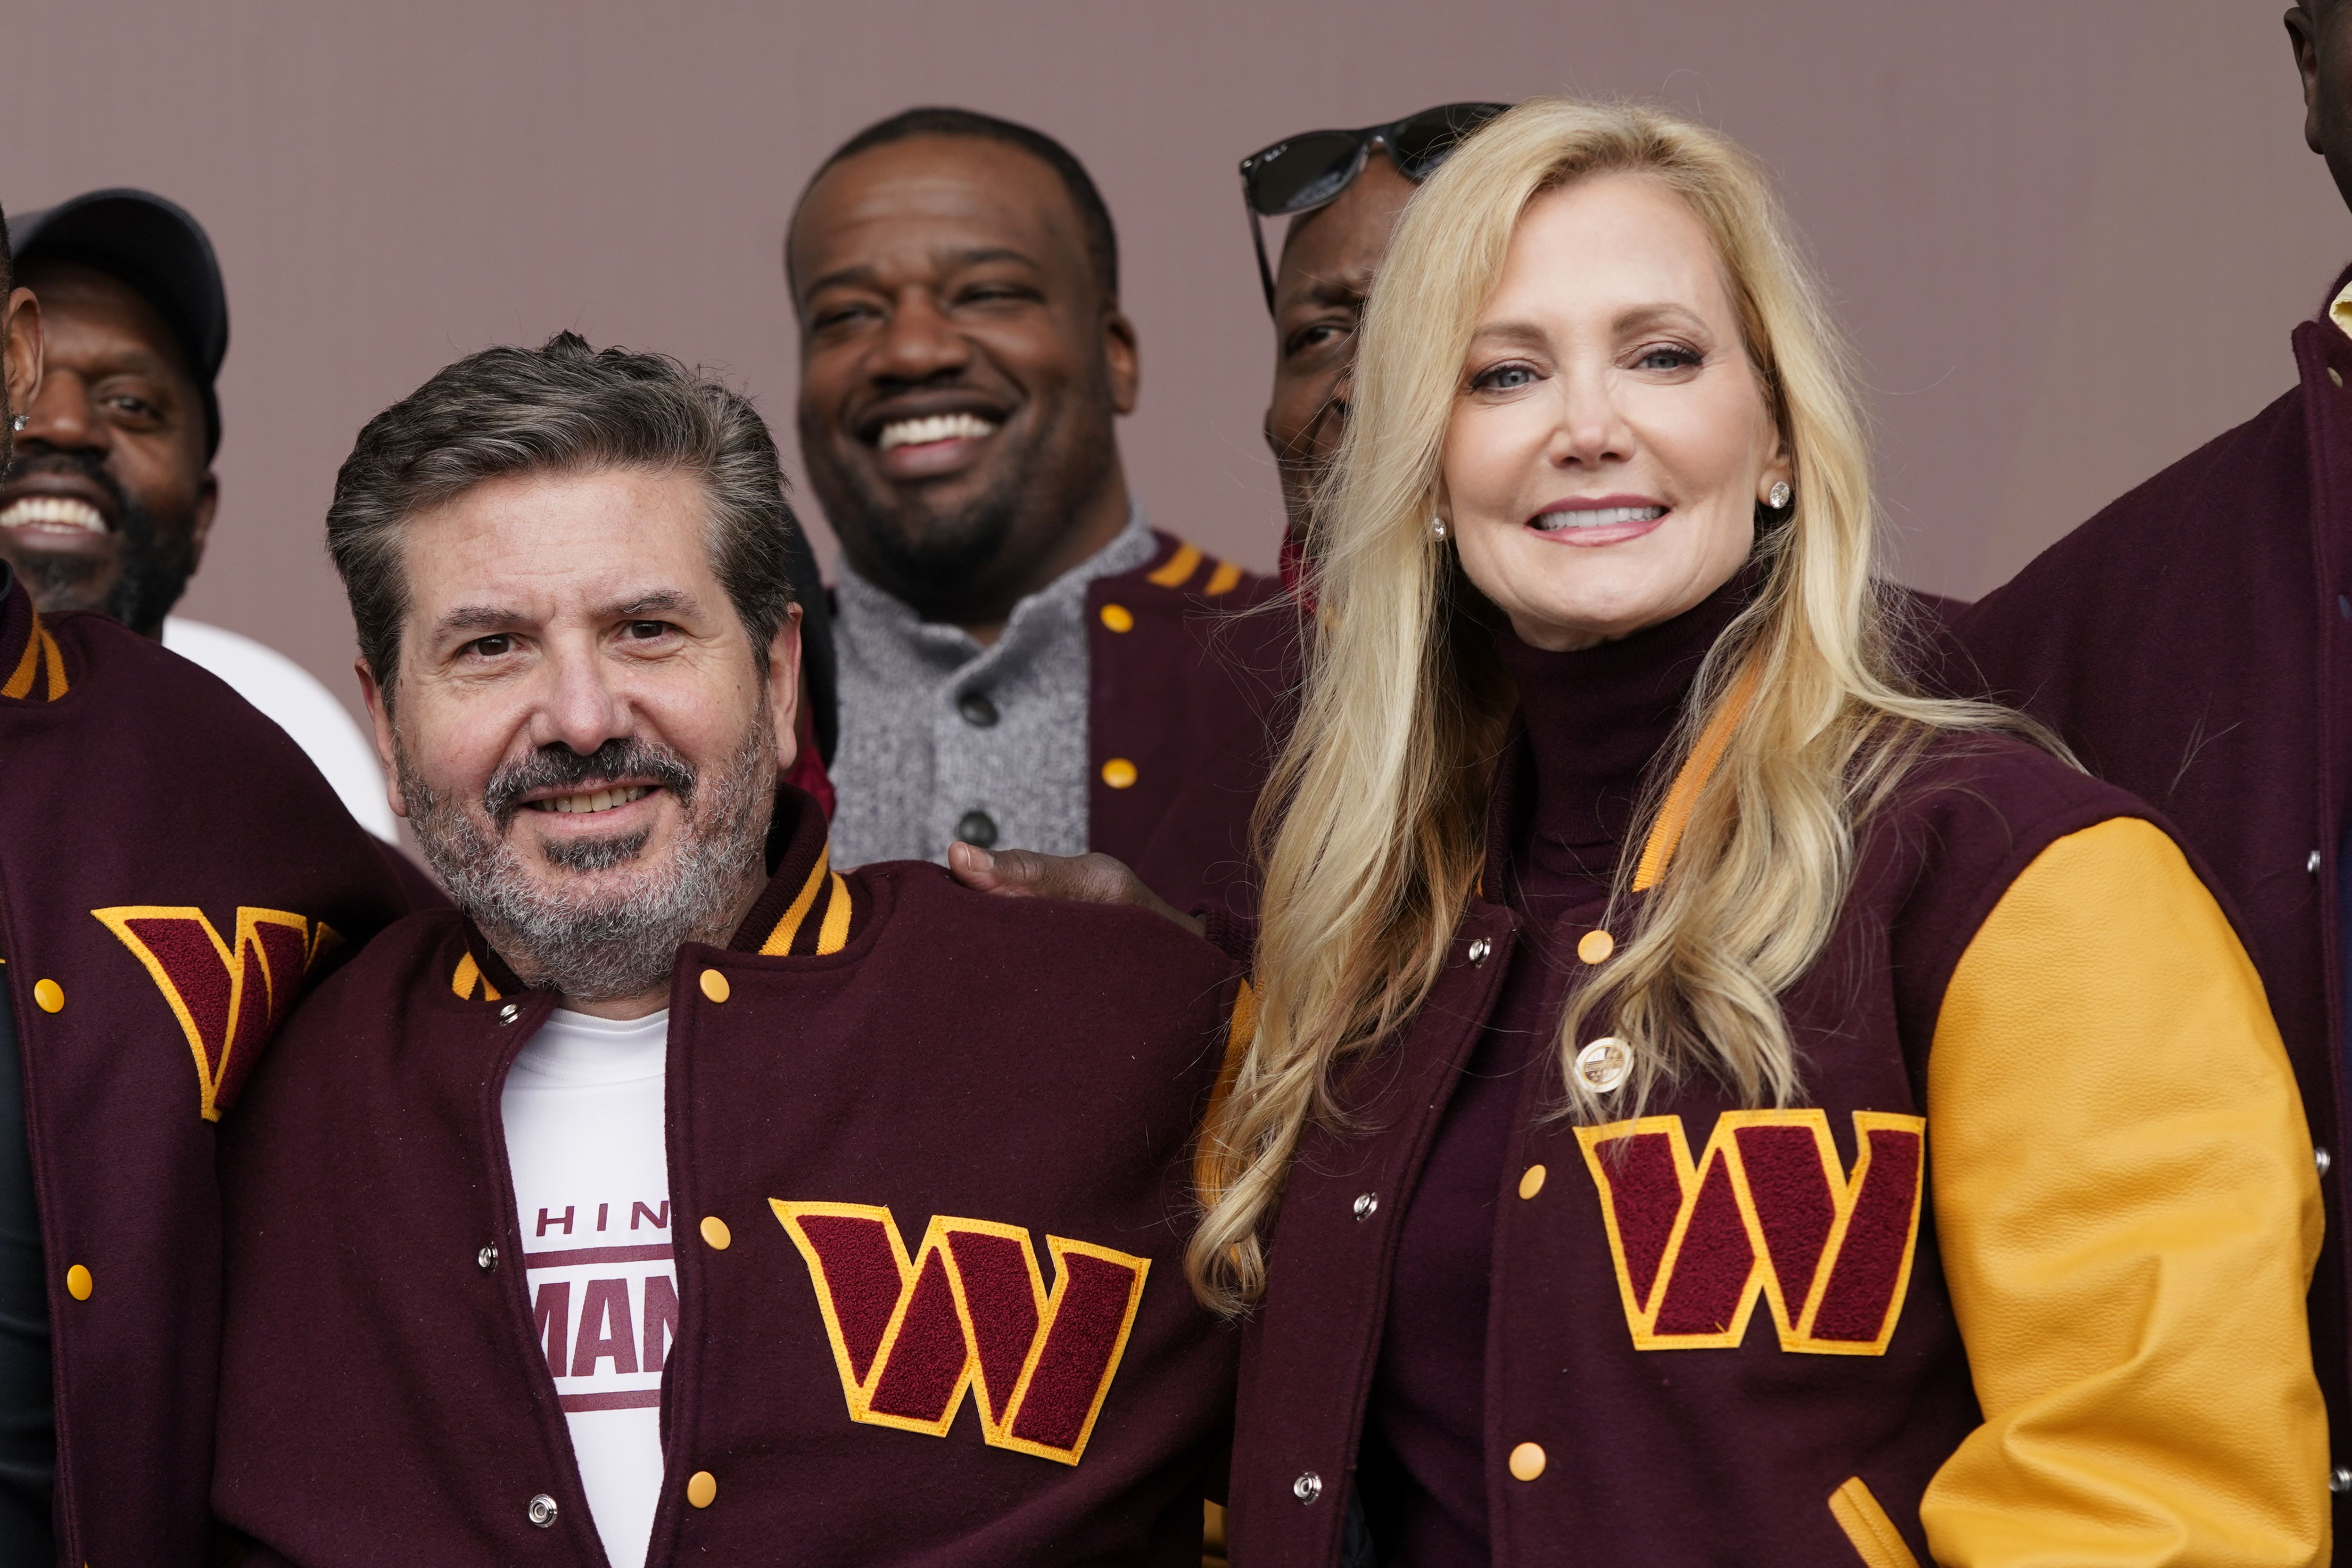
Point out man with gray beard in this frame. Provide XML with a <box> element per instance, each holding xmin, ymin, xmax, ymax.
<box><xmin>212</xmin><ymin>333</ymin><xmax>1249</xmax><ymax>1568</ymax></box>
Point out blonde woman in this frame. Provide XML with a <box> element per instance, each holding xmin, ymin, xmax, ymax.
<box><xmin>956</xmin><ymin>99</ymin><xmax>2329</xmax><ymax>1564</ymax></box>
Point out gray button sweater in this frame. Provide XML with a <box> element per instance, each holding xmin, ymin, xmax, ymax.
<box><xmin>826</xmin><ymin>506</ymin><xmax>1157</xmax><ymax>868</ymax></box>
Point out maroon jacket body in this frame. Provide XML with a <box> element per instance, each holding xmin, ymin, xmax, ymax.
<box><xmin>212</xmin><ymin>787</ymin><xmax>1246</xmax><ymax>1566</ymax></box>
<box><xmin>1947</xmin><ymin>286</ymin><xmax>2352</xmax><ymax>1500</ymax></box>
<box><xmin>0</xmin><ymin>573</ymin><xmax>415</xmax><ymax>1564</ymax></box>
<box><xmin>1084</xmin><ymin>532</ymin><xmax>1296</xmax><ymax>918</ymax></box>
<box><xmin>1226</xmin><ymin>666</ymin><xmax>2323</xmax><ymax>1566</ymax></box>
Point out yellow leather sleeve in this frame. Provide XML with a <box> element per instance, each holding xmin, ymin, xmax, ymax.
<box><xmin>1919</xmin><ymin>816</ymin><xmax>2330</xmax><ymax>1567</ymax></box>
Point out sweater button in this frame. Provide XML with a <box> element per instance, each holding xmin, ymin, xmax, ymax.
<box><xmin>527</xmin><ymin>1493</ymin><xmax>559</xmax><ymax>1527</ymax></box>
<box><xmin>1293</xmin><ymin>1471</ymin><xmax>1323</xmax><ymax>1503</ymax></box>
<box><xmin>1576</xmin><ymin>929</ymin><xmax>1614</xmax><ymax>964</ymax></box>
<box><xmin>956</xmin><ymin>810</ymin><xmax>999</xmax><ymax>848</ymax></box>
<box><xmin>1352</xmin><ymin>1192</ymin><xmax>1378</xmax><ymax>1221</ymax></box>
<box><xmin>1509</xmin><ymin>1442</ymin><xmax>1547</xmax><ymax>1481</ymax></box>
<box><xmin>957</xmin><ymin>692</ymin><xmax>999</xmax><ymax>727</ymax></box>
<box><xmin>686</xmin><ymin>1469</ymin><xmax>718</xmax><ymax>1508</ymax></box>
<box><xmin>1467</xmin><ymin>937</ymin><xmax>1491</xmax><ymax>966</ymax></box>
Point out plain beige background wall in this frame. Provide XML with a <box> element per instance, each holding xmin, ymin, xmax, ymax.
<box><xmin>2</xmin><ymin>0</ymin><xmax>2346</xmax><ymax>722</ymax></box>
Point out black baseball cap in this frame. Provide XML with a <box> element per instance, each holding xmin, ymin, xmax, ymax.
<box><xmin>6</xmin><ymin>189</ymin><xmax>228</xmax><ymax>460</ymax></box>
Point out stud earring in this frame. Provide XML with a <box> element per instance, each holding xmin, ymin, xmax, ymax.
<box><xmin>1430</xmin><ymin>516</ymin><xmax>1449</xmax><ymax>541</ymax></box>
<box><xmin>7</xmin><ymin>415</ymin><xmax>24</xmax><ymax>434</ymax></box>
<box><xmin>1766</xmin><ymin>480</ymin><xmax>1792</xmax><ymax>510</ymax></box>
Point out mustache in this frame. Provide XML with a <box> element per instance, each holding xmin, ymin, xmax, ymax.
<box><xmin>484</xmin><ymin>738</ymin><xmax>697</xmax><ymax>829</ymax></box>
<box><xmin>5</xmin><ymin>445</ymin><xmax>135</xmax><ymax>518</ymax></box>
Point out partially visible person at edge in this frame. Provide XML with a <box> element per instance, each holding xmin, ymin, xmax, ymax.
<box><xmin>0</xmin><ymin>199</ymin><xmax>415</xmax><ymax>1567</ymax></box>
<box><xmin>1245</xmin><ymin>104</ymin><xmax>1501</xmax><ymax>591</ymax></box>
<box><xmin>1945</xmin><ymin>4</ymin><xmax>2352</xmax><ymax>1511</ymax></box>
<box><xmin>989</xmin><ymin>97</ymin><xmax>2334</xmax><ymax>1565</ymax></box>
<box><xmin>208</xmin><ymin>333</ymin><xmax>1250</xmax><ymax>1568</ymax></box>
<box><xmin>0</xmin><ymin>189</ymin><xmax>402</xmax><ymax>839</ymax></box>
<box><xmin>791</xmin><ymin>106</ymin><xmax>1293</xmax><ymax>917</ymax></box>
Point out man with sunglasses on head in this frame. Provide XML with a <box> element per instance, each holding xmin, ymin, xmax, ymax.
<box><xmin>1242</xmin><ymin>104</ymin><xmax>1508</xmax><ymax>588</ymax></box>
<box><xmin>791</xmin><ymin>107</ymin><xmax>1295</xmax><ymax>924</ymax></box>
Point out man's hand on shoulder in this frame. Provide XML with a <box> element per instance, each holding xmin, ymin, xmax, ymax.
<box><xmin>946</xmin><ymin>843</ymin><xmax>1205</xmax><ymax>938</ymax></box>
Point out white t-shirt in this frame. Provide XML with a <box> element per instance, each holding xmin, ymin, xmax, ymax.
<box><xmin>501</xmin><ymin>1007</ymin><xmax>673</xmax><ymax>1568</ymax></box>
<box><xmin>161</xmin><ymin>617</ymin><xmax>400</xmax><ymax>842</ymax></box>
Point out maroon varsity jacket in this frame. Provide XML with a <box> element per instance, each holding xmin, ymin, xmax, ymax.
<box><xmin>1948</xmin><ymin>273</ymin><xmax>2352</xmax><ymax>1511</ymax></box>
<box><xmin>1083</xmin><ymin>532</ymin><xmax>1296</xmax><ymax>919</ymax></box>
<box><xmin>212</xmin><ymin>786</ymin><xmax>1246</xmax><ymax>1566</ymax></box>
<box><xmin>1227</xmin><ymin>717</ymin><xmax>2326</xmax><ymax>1564</ymax></box>
<box><xmin>0</xmin><ymin>571</ymin><xmax>415</xmax><ymax>1565</ymax></box>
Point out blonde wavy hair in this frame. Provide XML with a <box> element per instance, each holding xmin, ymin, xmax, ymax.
<box><xmin>1189</xmin><ymin>97</ymin><xmax>2030</xmax><ymax>1314</ymax></box>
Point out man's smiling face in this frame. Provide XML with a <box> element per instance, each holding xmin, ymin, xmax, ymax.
<box><xmin>366</xmin><ymin>464</ymin><xmax>799</xmax><ymax>1006</ymax></box>
<box><xmin>790</xmin><ymin>133</ymin><xmax>1137</xmax><ymax>632</ymax></box>
<box><xmin>0</xmin><ymin>260</ymin><xmax>215</xmax><ymax>634</ymax></box>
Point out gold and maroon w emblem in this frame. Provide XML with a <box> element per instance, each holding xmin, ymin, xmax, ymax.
<box><xmin>772</xmin><ymin>1200</ymin><xmax>1149</xmax><ymax>1465</ymax></box>
<box><xmin>93</xmin><ymin>905</ymin><xmax>342</xmax><ymax>1121</ymax></box>
<box><xmin>1575</xmin><ymin>1110</ymin><xmax>1926</xmax><ymax>1355</ymax></box>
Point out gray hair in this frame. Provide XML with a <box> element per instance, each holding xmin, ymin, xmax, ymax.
<box><xmin>327</xmin><ymin>331</ymin><xmax>801</xmax><ymax>698</ymax></box>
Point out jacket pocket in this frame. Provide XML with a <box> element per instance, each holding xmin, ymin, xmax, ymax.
<box><xmin>1829</xmin><ymin>1477</ymin><xmax>1921</xmax><ymax>1568</ymax></box>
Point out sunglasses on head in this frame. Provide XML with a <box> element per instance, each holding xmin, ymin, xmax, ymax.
<box><xmin>1238</xmin><ymin>102</ymin><xmax>1510</xmax><ymax>312</ymax></box>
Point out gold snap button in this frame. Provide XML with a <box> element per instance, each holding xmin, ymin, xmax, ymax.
<box><xmin>65</xmin><ymin>1264</ymin><xmax>91</xmax><ymax>1301</ymax></box>
<box><xmin>2333</xmin><ymin>367</ymin><xmax>2346</xmax><ymax>388</ymax></box>
<box><xmin>1518</xmin><ymin>1164</ymin><xmax>1547</xmax><ymax>1200</ymax></box>
<box><xmin>1508</xmin><ymin>1441</ymin><xmax>1547</xmax><ymax>1481</ymax></box>
<box><xmin>32</xmin><ymin>979</ymin><xmax>62</xmax><ymax>1014</ymax></box>
<box><xmin>700</xmin><ymin>1215</ymin><xmax>732</xmax><ymax>1250</ymax></box>
<box><xmin>1576</xmin><ymin>929</ymin><xmax>1614</xmax><ymax>964</ymax></box>
<box><xmin>1576</xmin><ymin>1037</ymin><xmax>1631</xmax><ymax>1092</ymax></box>
<box><xmin>1099</xmin><ymin>603</ymin><xmax>1135</xmax><ymax>633</ymax></box>
<box><xmin>699</xmin><ymin>969</ymin><xmax>731</xmax><ymax>1004</ymax></box>
<box><xmin>1101</xmin><ymin>758</ymin><xmax>1138</xmax><ymax>789</ymax></box>
<box><xmin>686</xmin><ymin>1469</ymin><xmax>717</xmax><ymax>1508</ymax></box>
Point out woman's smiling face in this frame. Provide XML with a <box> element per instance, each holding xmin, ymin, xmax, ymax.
<box><xmin>1441</xmin><ymin>172</ymin><xmax>1791</xmax><ymax>651</ymax></box>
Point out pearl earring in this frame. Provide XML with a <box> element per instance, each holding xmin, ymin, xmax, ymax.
<box><xmin>1430</xmin><ymin>516</ymin><xmax>1449</xmax><ymax>541</ymax></box>
<box><xmin>1767</xmin><ymin>480</ymin><xmax>1792</xmax><ymax>510</ymax></box>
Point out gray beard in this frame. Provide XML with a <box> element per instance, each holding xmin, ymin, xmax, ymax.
<box><xmin>399</xmin><ymin>722</ymin><xmax>776</xmax><ymax>1005</ymax></box>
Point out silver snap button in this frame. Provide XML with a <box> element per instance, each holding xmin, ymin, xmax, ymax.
<box><xmin>527</xmin><ymin>1492</ymin><xmax>559</xmax><ymax>1526</ymax></box>
<box><xmin>2331</xmin><ymin>1464</ymin><xmax>2351</xmax><ymax>1494</ymax></box>
<box><xmin>1293</xmin><ymin>1471</ymin><xmax>1323</xmax><ymax>1503</ymax></box>
<box><xmin>1467</xmin><ymin>937</ymin><xmax>1492</xmax><ymax>966</ymax></box>
<box><xmin>1576</xmin><ymin>1036</ymin><xmax>1632</xmax><ymax>1093</ymax></box>
<box><xmin>1352</xmin><ymin>1192</ymin><xmax>1378</xmax><ymax>1221</ymax></box>
<box><xmin>2311</xmin><ymin>850</ymin><xmax>2324</xmax><ymax>876</ymax></box>
<box><xmin>499</xmin><ymin>1002</ymin><xmax>520</xmax><ymax>1025</ymax></box>
<box><xmin>2319</xmin><ymin>1148</ymin><xmax>2334</xmax><ymax>1178</ymax></box>
<box><xmin>477</xmin><ymin>1244</ymin><xmax>498</xmax><ymax>1272</ymax></box>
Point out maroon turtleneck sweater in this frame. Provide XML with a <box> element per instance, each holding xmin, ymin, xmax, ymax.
<box><xmin>1355</xmin><ymin>582</ymin><xmax>1745</xmax><ymax>1563</ymax></box>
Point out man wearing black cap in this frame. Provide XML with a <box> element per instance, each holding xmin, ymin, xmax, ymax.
<box><xmin>0</xmin><ymin>197</ymin><xmax>415</xmax><ymax>1564</ymax></box>
<box><xmin>0</xmin><ymin>189</ymin><xmax>222</xmax><ymax>637</ymax></box>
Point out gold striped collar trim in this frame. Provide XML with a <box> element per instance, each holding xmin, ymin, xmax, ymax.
<box><xmin>1</xmin><ymin>612</ymin><xmax>68</xmax><ymax>701</ymax></box>
<box><xmin>761</xmin><ymin>843</ymin><xmax>854</xmax><ymax>957</ymax></box>
<box><xmin>1630</xmin><ymin>662</ymin><xmax>1759</xmax><ymax>893</ymax></box>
